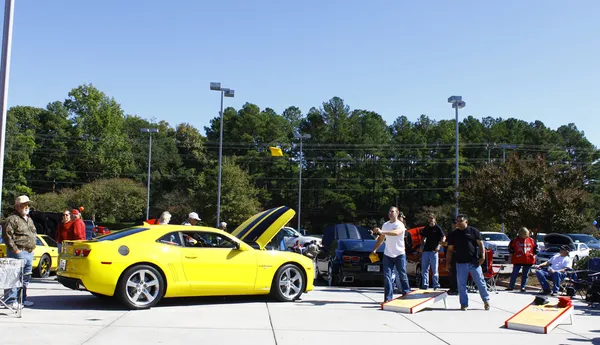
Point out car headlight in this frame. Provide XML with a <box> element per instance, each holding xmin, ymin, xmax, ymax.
<box><xmin>485</xmin><ymin>242</ymin><xmax>497</xmax><ymax>252</ymax></box>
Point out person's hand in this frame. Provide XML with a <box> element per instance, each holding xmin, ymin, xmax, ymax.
<box><xmin>548</xmin><ymin>268</ymin><xmax>554</xmax><ymax>274</ymax></box>
<box><xmin>478</xmin><ymin>257</ymin><xmax>485</xmax><ymax>266</ymax></box>
<box><xmin>372</xmin><ymin>227</ymin><xmax>381</xmax><ymax>235</ymax></box>
<box><xmin>14</xmin><ymin>249</ymin><xmax>21</xmax><ymax>254</ymax></box>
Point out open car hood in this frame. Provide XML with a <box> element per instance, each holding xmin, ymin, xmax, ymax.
<box><xmin>231</xmin><ymin>206</ymin><xmax>295</xmax><ymax>250</ymax></box>
<box><xmin>543</xmin><ymin>233</ymin><xmax>575</xmax><ymax>250</ymax></box>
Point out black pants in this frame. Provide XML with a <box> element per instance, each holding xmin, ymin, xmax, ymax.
<box><xmin>449</xmin><ymin>258</ymin><xmax>457</xmax><ymax>291</ymax></box>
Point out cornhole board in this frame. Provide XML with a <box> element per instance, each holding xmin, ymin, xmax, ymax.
<box><xmin>381</xmin><ymin>289</ymin><xmax>448</xmax><ymax>314</ymax></box>
<box><xmin>504</xmin><ymin>302</ymin><xmax>574</xmax><ymax>334</ymax></box>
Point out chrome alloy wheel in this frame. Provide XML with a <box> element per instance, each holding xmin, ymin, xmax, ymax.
<box><xmin>278</xmin><ymin>266</ymin><xmax>303</xmax><ymax>300</ymax></box>
<box><xmin>125</xmin><ymin>269</ymin><xmax>160</xmax><ymax>307</ymax></box>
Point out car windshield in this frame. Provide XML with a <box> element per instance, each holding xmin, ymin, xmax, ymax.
<box><xmin>483</xmin><ymin>233</ymin><xmax>510</xmax><ymax>241</ymax></box>
<box><xmin>567</xmin><ymin>234</ymin><xmax>599</xmax><ymax>245</ymax></box>
<box><xmin>41</xmin><ymin>235</ymin><xmax>58</xmax><ymax>247</ymax></box>
<box><xmin>95</xmin><ymin>227</ymin><xmax>149</xmax><ymax>241</ymax></box>
<box><xmin>536</xmin><ymin>234</ymin><xmax>545</xmax><ymax>242</ymax></box>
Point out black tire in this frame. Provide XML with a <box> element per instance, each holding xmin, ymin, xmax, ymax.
<box><xmin>271</xmin><ymin>264</ymin><xmax>306</xmax><ymax>302</ymax></box>
<box><xmin>36</xmin><ymin>254</ymin><xmax>51</xmax><ymax>278</ymax></box>
<box><xmin>116</xmin><ymin>265</ymin><xmax>165</xmax><ymax>310</ymax></box>
<box><xmin>415</xmin><ymin>265</ymin><xmax>422</xmax><ymax>290</ymax></box>
<box><xmin>327</xmin><ymin>264</ymin><xmax>341</xmax><ymax>287</ymax></box>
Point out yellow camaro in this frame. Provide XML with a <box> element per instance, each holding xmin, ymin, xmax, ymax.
<box><xmin>57</xmin><ymin>206</ymin><xmax>314</xmax><ymax>309</ymax></box>
<box><xmin>0</xmin><ymin>234</ymin><xmax>59</xmax><ymax>278</ymax></box>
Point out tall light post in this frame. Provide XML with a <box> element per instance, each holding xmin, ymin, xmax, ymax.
<box><xmin>210</xmin><ymin>82</ymin><xmax>235</xmax><ymax>227</ymax></box>
<box><xmin>294</xmin><ymin>132</ymin><xmax>311</xmax><ymax>232</ymax></box>
<box><xmin>140</xmin><ymin>128</ymin><xmax>159</xmax><ymax>220</ymax></box>
<box><xmin>0</xmin><ymin>0</ymin><xmax>15</xmax><ymax>212</ymax></box>
<box><xmin>448</xmin><ymin>96</ymin><xmax>466</xmax><ymax>219</ymax></box>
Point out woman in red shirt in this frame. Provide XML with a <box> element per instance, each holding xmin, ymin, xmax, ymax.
<box><xmin>56</xmin><ymin>209</ymin><xmax>73</xmax><ymax>253</ymax></box>
<box><xmin>507</xmin><ymin>227</ymin><xmax>538</xmax><ymax>292</ymax></box>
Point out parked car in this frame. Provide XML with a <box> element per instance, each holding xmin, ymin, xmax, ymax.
<box><xmin>404</xmin><ymin>226</ymin><xmax>450</xmax><ymax>288</ymax></box>
<box><xmin>280</xmin><ymin>226</ymin><xmax>322</xmax><ymax>249</ymax></box>
<box><xmin>565</xmin><ymin>233</ymin><xmax>600</xmax><ymax>250</ymax></box>
<box><xmin>58</xmin><ymin>205</ymin><xmax>314</xmax><ymax>309</ymax></box>
<box><xmin>481</xmin><ymin>232</ymin><xmax>511</xmax><ymax>263</ymax></box>
<box><xmin>0</xmin><ymin>234</ymin><xmax>59</xmax><ymax>278</ymax></box>
<box><xmin>535</xmin><ymin>232</ymin><xmax>547</xmax><ymax>252</ymax></box>
<box><xmin>536</xmin><ymin>233</ymin><xmax>590</xmax><ymax>265</ymax></box>
<box><xmin>316</xmin><ymin>223</ymin><xmax>382</xmax><ymax>286</ymax></box>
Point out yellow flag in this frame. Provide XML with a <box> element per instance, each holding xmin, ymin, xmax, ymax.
<box><xmin>269</xmin><ymin>147</ymin><xmax>283</xmax><ymax>157</ymax></box>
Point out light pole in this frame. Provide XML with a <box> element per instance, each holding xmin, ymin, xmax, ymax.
<box><xmin>448</xmin><ymin>96</ymin><xmax>466</xmax><ymax>219</ymax></box>
<box><xmin>294</xmin><ymin>132</ymin><xmax>311</xmax><ymax>232</ymax></box>
<box><xmin>0</xmin><ymin>0</ymin><xmax>15</xmax><ymax>212</ymax></box>
<box><xmin>210</xmin><ymin>82</ymin><xmax>235</xmax><ymax>227</ymax></box>
<box><xmin>140</xmin><ymin>128</ymin><xmax>159</xmax><ymax>220</ymax></box>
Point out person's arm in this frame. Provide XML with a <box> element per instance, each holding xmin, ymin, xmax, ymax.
<box><xmin>445</xmin><ymin>245</ymin><xmax>454</xmax><ymax>270</ymax></box>
<box><xmin>372</xmin><ymin>231</ymin><xmax>385</xmax><ymax>254</ymax></box>
<box><xmin>2</xmin><ymin>218</ymin><xmax>21</xmax><ymax>253</ymax></box>
<box><xmin>476</xmin><ymin>239</ymin><xmax>486</xmax><ymax>265</ymax></box>
<box><xmin>74</xmin><ymin>221</ymin><xmax>86</xmax><ymax>240</ymax></box>
<box><xmin>437</xmin><ymin>227</ymin><xmax>446</xmax><ymax>251</ymax></box>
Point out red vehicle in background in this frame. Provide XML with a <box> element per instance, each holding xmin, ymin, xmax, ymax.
<box><xmin>404</xmin><ymin>226</ymin><xmax>451</xmax><ymax>288</ymax></box>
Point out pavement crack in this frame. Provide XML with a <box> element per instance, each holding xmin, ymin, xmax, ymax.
<box><xmin>80</xmin><ymin>310</ymin><xmax>129</xmax><ymax>345</ymax></box>
<box><xmin>265</xmin><ymin>302</ymin><xmax>279</xmax><ymax>345</ymax></box>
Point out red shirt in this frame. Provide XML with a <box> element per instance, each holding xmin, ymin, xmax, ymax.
<box><xmin>72</xmin><ymin>218</ymin><xmax>86</xmax><ymax>241</ymax></box>
<box><xmin>509</xmin><ymin>237</ymin><xmax>537</xmax><ymax>265</ymax></box>
<box><xmin>56</xmin><ymin>221</ymin><xmax>73</xmax><ymax>244</ymax></box>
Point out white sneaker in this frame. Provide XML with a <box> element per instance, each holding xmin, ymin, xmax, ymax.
<box><xmin>7</xmin><ymin>302</ymin><xmax>22</xmax><ymax>310</ymax></box>
<box><xmin>23</xmin><ymin>300</ymin><xmax>34</xmax><ymax>307</ymax></box>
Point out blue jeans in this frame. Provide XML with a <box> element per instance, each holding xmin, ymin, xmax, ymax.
<box><xmin>509</xmin><ymin>264</ymin><xmax>532</xmax><ymax>289</ymax></box>
<box><xmin>421</xmin><ymin>251</ymin><xmax>440</xmax><ymax>289</ymax></box>
<box><xmin>383</xmin><ymin>254</ymin><xmax>411</xmax><ymax>302</ymax></box>
<box><xmin>535</xmin><ymin>269</ymin><xmax>565</xmax><ymax>293</ymax></box>
<box><xmin>3</xmin><ymin>249</ymin><xmax>33</xmax><ymax>304</ymax></box>
<box><xmin>456</xmin><ymin>263</ymin><xmax>489</xmax><ymax>307</ymax></box>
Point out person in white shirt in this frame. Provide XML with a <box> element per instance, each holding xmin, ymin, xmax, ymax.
<box><xmin>534</xmin><ymin>245</ymin><xmax>573</xmax><ymax>296</ymax></box>
<box><xmin>372</xmin><ymin>206</ymin><xmax>411</xmax><ymax>302</ymax></box>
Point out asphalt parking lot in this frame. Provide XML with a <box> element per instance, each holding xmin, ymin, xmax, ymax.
<box><xmin>0</xmin><ymin>277</ymin><xmax>598</xmax><ymax>345</ymax></box>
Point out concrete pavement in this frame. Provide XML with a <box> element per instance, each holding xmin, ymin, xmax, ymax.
<box><xmin>0</xmin><ymin>277</ymin><xmax>598</xmax><ymax>345</ymax></box>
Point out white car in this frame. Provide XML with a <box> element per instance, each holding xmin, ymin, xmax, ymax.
<box><xmin>280</xmin><ymin>226</ymin><xmax>322</xmax><ymax>249</ymax></box>
<box><xmin>535</xmin><ymin>232</ymin><xmax>546</xmax><ymax>252</ymax></box>
<box><xmin>536</xmin><ymin>233</ymin><xmax>591</xmax><ymax>265</ymax></box>
<box><xmin>481</xmin><ymin>232</ymin><xmax>511</xmax><ymax>263</ymax></box>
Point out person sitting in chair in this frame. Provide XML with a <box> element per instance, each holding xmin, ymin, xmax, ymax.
<box><xmin>534</xmin><ymin>245</ymin><xmax>573</xmax><ymax>296</ymax></box>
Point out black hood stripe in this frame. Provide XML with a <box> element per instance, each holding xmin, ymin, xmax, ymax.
<box><xmin>235</xmin><ymin>207</ymin><xmax>284</xmax><ymax>240</ymax></box>
<box><xmin>243</xmin><ymin>206</ymin><xmax>290</xmax><ymax>243</ymax></box>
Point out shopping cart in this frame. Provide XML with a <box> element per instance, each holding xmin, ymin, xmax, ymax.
<box><xmin>0</xmin><ymin>258</ymin><xmax>24</xmax><ymax>318</ymax></box>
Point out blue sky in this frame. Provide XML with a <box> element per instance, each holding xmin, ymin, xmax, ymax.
<box><xmin>4</xmin><ymin>1</ymin><xmax>600</xmax><ymax>146</ymax></box>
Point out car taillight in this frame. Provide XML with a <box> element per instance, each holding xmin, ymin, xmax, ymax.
<box><xmin>351</xmin><ymin>256</ymin><xmax>360</xmax><ymax>263</ymax></box>
<box><xmin>343</xmin><ymin>255</ymin><xmax>361</xmax><ymax>262</ymax></box>
<box><xmin>74</xmin><ymin>249</ymin><xmax>91</xmax><ymax>257</ymax></box>
<box><xmin>343</xmin><ymin>256</ymin><xmax>351</xmax><ymax>262</ymax></box>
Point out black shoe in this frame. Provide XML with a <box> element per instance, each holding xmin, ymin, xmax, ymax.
<box><xmin>520</xmin><ymin>288</ymin><xmax>526</xmax><ymax>292</ymax></box>
<box><xmin>447</xmin><ymin>290</ymin><xmax>458</xmax><ymax>295</ymax></box>
<box><xmin>539</xmin><ymin>289</ymin><xmax>551</xmax><ymax>295</ymax></box>
<box><xmin>505</xmin><ymin>288</ymin><xmax>514</xmax><ymax>291</ymax></box>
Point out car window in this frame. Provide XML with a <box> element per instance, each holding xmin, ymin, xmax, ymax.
<box><xmin>42</xmin><ymin>236</ymin><xmax>58</xmax><ymax>247</ymax></box>
<box><xmin>96</xmin><ymin>227</ymin><xmax>149</xmax><ymax>241</ymax></box>
<box><xmin>181</xmin><ymin>231</ymin><xmax>237</xmax><ymax>249</ymax></box>
<box><xmin>157</xmin><ymin>232</ymin><xmax>182</xmax><ymax>246</ymax></box>
<box><xmin>581</xmin><ymin>244</ymin><xmax>589</xmax><ymax>250</ymax></box>
<box><xmin>482</xmin><ymin>233</ymin><xmax>510</xmax><ymax>241</ymax></box>
<box><xmin>36</xmin><ymin>238</ymin><xmax>43</xmax><ymax>246</ymax></box>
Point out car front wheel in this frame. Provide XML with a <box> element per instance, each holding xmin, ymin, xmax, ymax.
<box><xmin>36</xmin><ymin>254</ymin><xmax>51</xmax><ymax>278</ymax></box>
<box><xmin>271</xmin><ymin>264</ymin><xmax>305</xmax><ymax>302</ymax></box>
<box><xmin>116</xmin><ymin>265</ymin><xmax>165</xmax><ymax>310</ymax></box>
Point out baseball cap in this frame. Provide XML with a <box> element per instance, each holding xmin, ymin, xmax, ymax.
<box><xmin>15</xmin><ymin>195</ymin><xmax>30</xmax><ymax>205</ymax></box>
<box><xmin>189</xmin><ymin>212</ymin><xmax>201</xmax><ymax>221</ymax></box>
<box><xmin>71</xmin><ymin>209</ymin><xmax>80</xmax><ymax>216</ymax></box>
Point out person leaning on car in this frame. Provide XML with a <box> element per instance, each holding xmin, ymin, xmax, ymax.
<box><xmin>420</xmin><ymin>214</ymin><xmax>446</xmax><ymax>290</ymax></box>
<box><xmin>1</xmin><ymin>195</ymin><xmax>37</xmax><ymax>308</ymax></box>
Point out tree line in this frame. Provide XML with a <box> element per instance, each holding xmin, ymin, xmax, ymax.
<box><xmin>3</xmin><ymin>83</ymin><xmax>599</xmax><ymax>236</ymax></box>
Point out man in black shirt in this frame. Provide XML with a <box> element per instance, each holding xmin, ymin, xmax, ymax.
<box><xmin>445</xmin><ymin>214</ymin><xmax>490</xmax><ymax>311</ymax></box>
<box><xmin>420</xmin><ymin>214</ymin><xmax>445</xmax><ymax>289</ymax></box>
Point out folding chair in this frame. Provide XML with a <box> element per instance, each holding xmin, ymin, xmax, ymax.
<box><xmin>569</xmin><ymin>257</ymin><xmax>600</xmax><ymax>306</ymax></box>
<box><xmin>0</xmin><ymin>258</ymin><xmax>24</xmax><ymax>318</ymax></box>
<box><xmin>467</xmin><ymin>250</ymin><xmax>503</xmax><ymax>294</ymax></box>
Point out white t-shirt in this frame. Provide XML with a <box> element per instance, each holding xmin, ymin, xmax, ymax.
<box><xmin>382</xmin><ymin>220</ymin><xmax>406</xmax><ymax>258</ymax></box>
<box><xmin>547</xmin><ymin>254</ymin><xmax>572</xmax><ymax>271</ymax></box>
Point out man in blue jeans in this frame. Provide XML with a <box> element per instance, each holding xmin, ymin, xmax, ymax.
<box><xmin>2</xmin><ymin>195</ymin><xmax>37</xmax><ymax>309</ymax></box>
<box><xmin>445</xmin><ymin>214</ymin><xmax>490</xmax><ymax>311</ymax></box>
<box><xmin>420</xmin><ymin>214</ymin><xmax>446</xmax><ymax>289</ymax></box>
<box><xmin>372</xmin><ymin>207</ymin><xmax>411</xmax><ymax>303</ymax></box>
<box><xmin>534</xmin><ymin>245</ymin><xmax>572</xmax><ymax>296</ymax></box>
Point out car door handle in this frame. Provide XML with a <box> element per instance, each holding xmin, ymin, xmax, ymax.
<box><xmin>185</xmin><ymin>256</ymin><xmax>197</xmax><ymax>259</ymax></box>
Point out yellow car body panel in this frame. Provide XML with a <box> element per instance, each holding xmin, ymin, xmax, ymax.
<box><xmin>0</xmin><ymin>234</ymin><xmax>59</xmax><ymax>275</ymax></box>
<box><xmin>57</xmin><ymin>206</ymin><xmax>314</xmax><ymax>304</ymax></box>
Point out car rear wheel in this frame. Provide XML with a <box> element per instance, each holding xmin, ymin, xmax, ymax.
<box><xmin>271</xmin><ymin>264</ymin><xmax>305</xmax><ymax>302</ymax></box>
<box><xmin>327</xmin><ymin>265</ymin><xmax>340</xmax><ymax>286</ymax></box>
<box><xmin>116</xmin><ymin>265</ymin><xmax>165</xmax><ymax>310</ymax></box>
<box><xmin>36</xmin><ymin>254</ymin><xmax>51</xmax><ymax>278</ymax></box>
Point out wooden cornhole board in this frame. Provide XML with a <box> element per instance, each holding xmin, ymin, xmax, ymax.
<box><xmin>381</xmin><ymin>289</ymin><xmax>448</xmax><ymax>314</ymax></box>
<box><xmin>504</xmin><ymin>302</ymin><xmax>574</xmax><ymax>334</ymax></box>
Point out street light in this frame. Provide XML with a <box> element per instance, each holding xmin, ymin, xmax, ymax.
<box><xmin>294</xmin><ymin>132</ymin><xmax>311</xmax><ymax>233</ymax></box>
<box><xmin>140</xmin><ymin>128</ymin><xmax>159</xmax><ymax>220</ymax></box>
<box><xmin>211</xmin><ymin>82</ymin><xmax>235</xmax><ymax>227</ymax></box>
<box><xmin>448</xmin><ymin>96</ymin><xmax>466</xmax><ymax>219</ymax></box>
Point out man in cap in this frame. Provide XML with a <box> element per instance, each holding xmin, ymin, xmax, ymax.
<box><xmin>2</xmin><ymin>195</ymin><xmax>37</xmax><ymax>308</ymax></box>
<box><xmin>534</xmin><ymin>244</ymin><xmax>573</xmax><ymax>296</ymax></box>
<box><xmin>71</xmin><ymin>208</ymin><xmax>86</xmax><ymax>241</ymax></box>
<box><xmin>183</xmin><ymin>212</ymin><xmax>201</xmax><ymax>226</ymax></box>
<box><xmin>219</xmin><ymin>222</ymin><xmax>227</xmax><ymax>232</ymax></box>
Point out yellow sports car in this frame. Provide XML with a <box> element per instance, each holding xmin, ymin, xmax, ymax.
<box><xmin>57</xmin><ymin>206</ymin><xmax>314</xmax><ymax>309</ymax></box>
<box><xmin>0</xmin><ymin>234</ymin><xmax>59</xmax><ymax>278</ymax></box>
